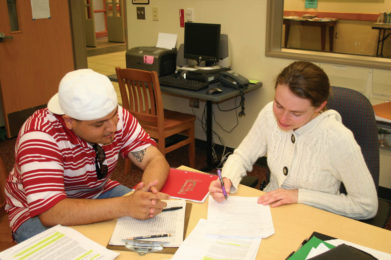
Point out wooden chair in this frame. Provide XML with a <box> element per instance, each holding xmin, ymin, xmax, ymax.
<box><xmin>115</xmin><ymin>67</ymin><xmax>196</xmax><ymax>173</ymax></box>
<box><xmin>0</xmin><ymin>156</ymin><xmax>15</xmax><ymax>250</ymax></box>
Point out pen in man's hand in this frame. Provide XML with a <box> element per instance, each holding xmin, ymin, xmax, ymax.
<box><xmin>217</xmin><ymin>169</ymin><xmax>228</xmax><ymax>200</ymax></box>
<box><xmin>162</xmin><ymin>206</ymin><xmax>183</xmax><ymax>212</ymax></box>
<box><xmin>126</xmin><ymin>233</ymin><xmax>171</xmax><ymax>240</ymax></box>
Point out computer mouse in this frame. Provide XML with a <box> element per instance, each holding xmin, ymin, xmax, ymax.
<box><xmin>207</xmin><ymin>87</ymin><xmax>223</xmax><ymax>95</ymax></box>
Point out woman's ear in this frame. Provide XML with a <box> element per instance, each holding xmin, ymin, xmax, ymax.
<box><xmin>62</xmin><ymin>115</ymin><xmax>73</xmax><ymax>130</ymax></box>
<box><xmin>316</xmin><ymin>100</ymin><xmax>328</xmax><ymax>113</ymax></box>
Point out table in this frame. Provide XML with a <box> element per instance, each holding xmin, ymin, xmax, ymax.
<box><xmin>372</xmin><ymin>23</ymin><xmax>391</xmax><ymax>57</ymax></box>
<box><xmin>283</xmin><ymin>17</ymin><xmax>338</xmax><ymax>52</ymax></box>
<box><xmin>109</xmin><ymin>73</ymin><xmax>262</xmax><ymax>170</ymax></box>
<box><xmin>71</xmin><ymin>166</ymin><xmax>391</xmax><ymax>259</ymax></box>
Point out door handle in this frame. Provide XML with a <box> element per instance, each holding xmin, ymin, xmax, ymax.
<box><xmin>0</xmin><ymin>32</ymin><xmax>13</xmax><ymax>42</ymax></box>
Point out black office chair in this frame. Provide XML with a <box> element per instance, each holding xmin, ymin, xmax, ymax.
<box><xmin>327</xmin><ymin>86</ymin><xmax>390</xmax><ymax>228</ymax></box>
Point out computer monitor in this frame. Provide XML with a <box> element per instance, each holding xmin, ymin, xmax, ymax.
<box><xmin>184</xmin><ymin>22</ymin><xmax>221</xmax><ymax>67</ymax></box>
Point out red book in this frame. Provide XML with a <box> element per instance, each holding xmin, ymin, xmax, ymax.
<box><xmin>161</xmin><ymin>168</ymin><xmax>218</xmax><ymax>203</ymax></box>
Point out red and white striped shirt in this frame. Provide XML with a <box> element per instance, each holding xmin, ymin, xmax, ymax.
<box><xmin>5</xmin><ymin>106</ymin><xmax>155</xmax><ymax>232</ymax></box>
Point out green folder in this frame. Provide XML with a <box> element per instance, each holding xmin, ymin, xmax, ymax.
<box><xmin>288</xmin><ymin>236</ymin><xmax>335</xmax><ymax>260</ymax></box>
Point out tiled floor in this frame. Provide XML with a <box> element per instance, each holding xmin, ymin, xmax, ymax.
<box><xmin>87</xmin><ymin>51</ymin><xmax>126</xmax><ymax>105</ymax></box>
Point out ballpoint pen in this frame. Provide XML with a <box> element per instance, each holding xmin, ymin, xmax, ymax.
<box><xmin>217</xmin><ymin>169</ymin><xmax>228</xmax><ymax>200</ymax></box>
<box><xmin>162</xmin><ymin>206</ymin><xmax>183</xmax><ymax>212</ymax></box>
<box><xmin>126</xmin><ymin>234</ymin><xmax>171</xmax><ymax>240</ymax></box>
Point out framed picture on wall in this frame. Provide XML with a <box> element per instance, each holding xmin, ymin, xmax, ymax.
<box><xmin>132</xmin><ymin>0</ymin><xmax>149</xmax><ymax>4</ymax></box>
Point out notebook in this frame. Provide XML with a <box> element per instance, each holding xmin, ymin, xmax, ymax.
<box><xmin>161</xmin><ymin>168</ymin><xmax>218</xmax><ymax>203</ymax></box>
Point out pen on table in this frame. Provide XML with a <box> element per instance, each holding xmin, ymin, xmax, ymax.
<box><xmin>126</xmin><ymin>233</ymin><xmax>171</xmax><ymax>240</ymax></box>
<box><xmin>217</xmin><ymin>169</ymin><xmax>228</xmax><ymax>200</ymax></box>
<box><xmin>162</xmin><ymin>206</ymin><xmax>183</xmax><ymax>212</ymax></box>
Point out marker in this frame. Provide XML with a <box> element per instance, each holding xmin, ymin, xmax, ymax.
<box><xmin>217</xmin><ymin>169</ymin><xmax>228</xmax><ymax>200</ymax></box>
<box><xmin>127</xmin><ymin>234</ymin><xmax>171</xmax><ymax>240</ymax></box>
<box><xmin>162</xmin><ymin>206</ymin><xmax>183</xmax><ymax>212</ymax></box>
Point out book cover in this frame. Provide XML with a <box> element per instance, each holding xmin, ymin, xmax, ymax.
<box><xmin>161</xmin><ymin>168</ymin><xmax>218</xmax><ymax>203</ymax></box>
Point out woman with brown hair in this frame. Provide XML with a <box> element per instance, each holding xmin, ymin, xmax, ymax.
<box><xmin>209</xmin><ymin>61</ymin><xmax>377</xmax><ymax>220</ymax></box>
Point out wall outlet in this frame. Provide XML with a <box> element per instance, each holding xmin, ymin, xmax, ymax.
<box><xmin>152</xmin><ymin>7</ymin><xmax>159</xmax><ymax>21</ymax></box>
<box><xmin>137</xmin><ymin>7</ymin><xmax>145</xmax><ymax>20</ymax></box>
<box><xmin>185</xmin><ymin>8</ymin><xmax>194</xmax><ymax>22</ymax></box>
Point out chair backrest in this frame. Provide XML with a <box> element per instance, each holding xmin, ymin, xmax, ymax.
<box><xmin>327</xmin><ymin>86</ymin><xmax>380</xmax><ymax>190</ymax></box>
<box><xmin>115</xmin><ymin>67</ymin><xmax>165</xmax><ymax>131</ymax></box>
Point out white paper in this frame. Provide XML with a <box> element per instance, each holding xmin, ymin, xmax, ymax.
<box><xmin>109</xmin><ymin>199</ymin><xmax>186</xmax><ymax>247</ymax></box>
<box><xmin>326</xmin><ymin>239</ymin><xmax>391</xmax><ymax>259</ymax></box>
<box><xmin>156</xmin><ymin>33</ymin><xmax>177</xmax><ymax>49</ymax></box>
<box><xmin>306</xmin><ymin>243</ymin><xmax>330</xmax><ymax>259</ymax></box>
<box><xmin>172</xmin><ymin>219</ymin><xmax>261</xmax><ymax>260</ymax></box>
<box><xmin>31</xmin><ymin>0</ymin><xmax>51</xmax><ymax>19</ymax></box>
<box><xmin>208</xmin><ymin>196</ymin><xmax>275</xmax><ymax>238</ymax></box>
<box><xmin>0</xmin><ymin>225</ymin><xmax>118</xmax><ymax>260</ymax></box>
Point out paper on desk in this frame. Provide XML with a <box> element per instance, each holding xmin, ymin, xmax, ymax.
<box><xmin>172</xmin><ymin>219</ymin><xmax>261</xmax><ymax>260</ymax></box>
<box><xmin>306</xmin><ymin>243</ymin><xmax>330</xmax><ymax>259</ymax></box>
<box><xmin>326</xmin><ymin>239</ymin><xmax>391</xmax><ymax>259</ymax></box>
<box><xmin>0</xmin><ymin>224</ymin><xmax>119</xmax><ymax>260</ymax></box>
<box><xmin>208</xmin><ymin>196</ymin><xmax>275</xmax><ymax>238</ymax></box>
<box><xmin>109</xmin><ymin>199</ymin><xmax>186</xmax><ymax>247</ymax></box>
<box><xmin>156</xmin><ymin>32</ymin><xmax>177</xmax><ymax>49</ymax></box>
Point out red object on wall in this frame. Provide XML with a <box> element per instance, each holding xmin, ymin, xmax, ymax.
<box><xmin>179</xmin><ymin>9</ymin><xmax>184</xmax><ymax>27</ymax></box>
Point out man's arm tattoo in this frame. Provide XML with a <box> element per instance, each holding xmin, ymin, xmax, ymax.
<box><xmin>131</xmin><ymin>149</ymin><xmax>146</xmax><ymax>163</ymax></box>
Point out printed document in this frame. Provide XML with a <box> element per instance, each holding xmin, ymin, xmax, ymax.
<box><xmin>0</xmin><ymin>225</ymin><xmax>119</xmax><ymax>260</ymax></box>
<box><xmin>172</xmin><ymin>196</ymin><xmax>274</xmax><ymax>260</ymax></box>
<box><xmin>208</xmin><ymin>196</ymin><xmax>275</xmax><ymax>238</ymax></box>
<box><xmin>109</xmin><ymin>199</ymin><xmax>186</xmax><ymax>247</ymax></box>
<box><xmin>172</xmin><ymin>219</ymin><xmax>261</xmax><ymax>260</ymax></box>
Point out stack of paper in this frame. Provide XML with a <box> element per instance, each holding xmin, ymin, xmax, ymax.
<box><xmin>172</xmin><ymin>196</ymin><xmax>274</xmax><ymax>260</ymax></box>
<box><xmin>0</xmin><ymin>225</ymin><xmax>119</xmax><ymax>260</ymax></box>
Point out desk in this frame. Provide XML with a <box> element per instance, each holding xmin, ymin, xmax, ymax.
<box><xmin>109</xmin><ymin>74</ymin><xmax>262</xmax><ymax>170</ymax></box>
<box><xmin>372</xmin><ymin>23</ymin><xmax>391</xmax><ymax>57</ymax></box>
<box><xmin>283</xmin><ymin>17</ymin><xmax>337</xmax><ymax>52</ymax></box>
<box><xmin>71</xmin><ymin>166</ymin><xmax>391</xmax><ymax>259</ymax></box>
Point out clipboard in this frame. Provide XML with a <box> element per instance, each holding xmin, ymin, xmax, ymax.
<box><xmin>107</xmin><ymin>202</ymin><xmax>192</xmax><ymax>254</ymax></box>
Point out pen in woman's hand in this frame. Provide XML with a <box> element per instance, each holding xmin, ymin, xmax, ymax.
<box><xmin>217</xmin><ymin>169</ymin><xmax>228</xmax><ymax>200</ymax></box>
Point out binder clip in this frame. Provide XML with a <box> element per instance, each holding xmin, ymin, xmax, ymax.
<box><xmin>123</xmin><ymin>239</ymin><xmax>168</xmax><ymax>255</ymax></box>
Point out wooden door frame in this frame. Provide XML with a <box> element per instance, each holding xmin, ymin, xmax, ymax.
<box><xmin>68</xmin><ymin>0</ymin><xmax>128</xmax><ymax>70</ymax></box>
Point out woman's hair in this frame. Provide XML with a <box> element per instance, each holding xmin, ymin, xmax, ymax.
<box><xmin>275</xmin><ymin>61</ymin><xmax>330</xmax><ymax>107</ymax></box>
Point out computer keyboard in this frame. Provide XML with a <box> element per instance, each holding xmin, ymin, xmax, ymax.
<box><xmin>159</xmin><ymin>75</ymin><xmax>209</xmax><ymax>91</ymax></box>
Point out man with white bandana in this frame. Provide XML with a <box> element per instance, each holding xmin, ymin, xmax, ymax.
<box><xmin>5</xmin><ymin>69</ymin><xmax>170</xmax><ymax>242</ymax></box>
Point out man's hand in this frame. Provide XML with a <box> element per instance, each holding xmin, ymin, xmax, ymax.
<box><xmin>209</xmin><ymin>177</ymin><xmax>232</xmax><ymax>202</ymax></box>
<box><xmin>125</xmin><ymin>180</ymin><xmax>170</xmax><ymax>219</ymax></box>
<box><xmin>257</xmin><ymin>188</ymin><xmax>298</xmax><ymax>207</ymax></box>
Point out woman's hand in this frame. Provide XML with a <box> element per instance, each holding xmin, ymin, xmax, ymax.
<box><xmin>209</xmin><ymin>177</ymin><xmax>232</xmax><ymax>202</ymax></box>
<box><xmin>257</xmin><ymin>188</ymin><xmax>298</xmax><ymax>207</ymax></box>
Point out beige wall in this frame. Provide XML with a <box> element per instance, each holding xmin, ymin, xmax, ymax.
<box><xmin>126</xmin><ymin>0</ymin><xmax>391</xmax><ymax>188</ymax></box>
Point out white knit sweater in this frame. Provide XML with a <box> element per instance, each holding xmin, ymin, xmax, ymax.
<box><xmin>222</xmin><ymin>102</ymin><xmax>378</xmax><ymax>219</ymax></box>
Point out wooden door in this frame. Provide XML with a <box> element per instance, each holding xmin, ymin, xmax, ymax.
<box><xmin>106</xmin><ymin>0</ymin><xmax>125</xmax><ymax>43</ymax></box>
<box><xmin>0</xmin><ymin>0</ymin><xmax>74</xmax><ymax>137</ymax></box>
<box><xmin>84</xmin><ymin>0</ymin><xmax>97</xmax><ymax>47</ymax></box>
